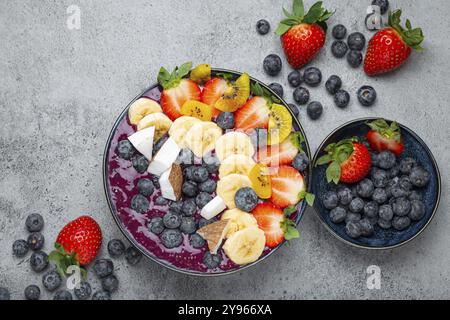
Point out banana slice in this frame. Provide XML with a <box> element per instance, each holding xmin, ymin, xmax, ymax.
<box><xmin>128</xmin><ymin>98</ymin><xmax>162</xmax><ymax>125</ymax></box>
<box><xmin>218</xmin><ymin>154</ymin><xmax>256</xmax><ymax>179</ymax></box>
<box><xmin>223</xmin><ymin>227</ymin><xmax>266</xmax><ymax>265</ymax></box>
<box><xmin>137</xmin><ymin>113</ymin><xmax>173</xmax><ymax>141</ymax></box>
<box><xmin>215</xmin><ymin>131</ymin><xmax>255</xmax><ymax>162</ymax></box>
<box><xmin>184</xmin><ymin>122</ymin><xmax>222</xmax><ymax>157</ymax></box>
<box><xmin>216</xmin><ymin>174</ymin><xmax>252</xmax><ymax>209</ymax></box>
<box><xmin>221</xmin><ymin>209</ymin><xmax>258</xmax><ymax>239</ymax></box>
<box><xmin>169</xmin><ymin>116</ymin><xmax>200</xmax><ymax>148</ymax></box>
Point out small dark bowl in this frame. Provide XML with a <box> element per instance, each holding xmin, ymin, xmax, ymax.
<box><xmin>311</xmin><ymin>118</ymin><xmax>441</xmax><ymax>249</ymax></box>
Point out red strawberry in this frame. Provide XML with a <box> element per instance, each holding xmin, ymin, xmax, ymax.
<box><xmin>252</xmin><ymin>203</ymin><xmax>299</xmax><ymax>248</ymax></box>
<box><xmin>234</xmin><ymin>96</ymin><xmax>270</xmax><ymax>132</ymax></box>
<box><xmin>158</xmin><ymin>62</ymin><xmax>201</xmax><ymax>121</ymax></box>
<box><xmin>201</xmin><ymin>77</ymin><xmax>227</xmax><ymax>118</ymax></box>
<box><xmin>316</xmin><ymin>139</ymin><xmax>371</xmax><ymax>184</ymax></box>
<box><xmin>366</xmin><ymin>119</ymin><xmax>404</xmax><ymax>156</ymax></box>
<box><xmin>257</xmin><ymin>132</ymin><xmax>303</xmax><ymax>167</ymax></box>
<box><xmin>49</xmin><ymin>216</ymin><xmax>102</xmax><ymax>272</ymax></box>
<box><xmin>275</xmin><ymin>0</ymin><xmax>333</xmax><ymax>69</ymax></box>
<box><xmin>364</xmin><ymin>10</ymin><xmax>424</xmax><ymax>76</ymax></box>
<box><xmin>269</xmin><ymin>166</ymin><xmax>305</xmax><ymax>208</ymax></box>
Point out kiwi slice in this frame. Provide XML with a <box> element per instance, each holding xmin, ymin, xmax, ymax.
<box><xmin>267</xmin><ymin>104</ymin><xmax>293</xmax><ymax>145</ymax></box>
<box><xmin>249</xmin><ymin>164</ymin><xmax>272</xmax><ymax>199</ymax></box>
<box><xmin>214</xmin><ymin>73</ymin><xmax>250</xmax><ymax>112</ymax></box>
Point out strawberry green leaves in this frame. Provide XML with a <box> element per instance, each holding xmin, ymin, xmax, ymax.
<box><xmin>366</xmin><ymin>119</ymin><xmax>401</xmax><ymax>142</ymax></box>
<box><xmin>251</xmin><ymin>81</ymin><xmax>281</xmax><ymax>104</ymax></box>
<box><xmin>281</xmin><ymin>218</ymin><xmax>300</xmax><ymax>240</ymax></box>
<box><xmin>157</xmin><ymin>61</ymin><xmax>193</xmax><ymax>90</ymax></box>
<box><xmin>298</xmin><ymin>190</ymin><xmax>315</xmax><ymax>206</ymax></box>
<box><xmin>49</xmin><ymin>243</ymin><xmax>87</xmax><ymax>278</ymax></box>
<box><xmin>276</xmin><ymin>0</ymin><xmax>333</xmax><ymax>36</ymax></box>
<box><xmin>388</xmin><ymin>10</ymin><xmax>424</xmax><ymax>52</ymax></box>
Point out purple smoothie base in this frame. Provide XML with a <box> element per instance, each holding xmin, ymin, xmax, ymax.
<box><xmin>105</xmin><ymin>84</ymin><xmax>306</xmax><ymax>274</ymax></box>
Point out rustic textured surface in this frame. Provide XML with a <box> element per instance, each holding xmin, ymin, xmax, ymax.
<box><xmin>1</xmin><ymin>0</ymin><xmax>449</xmax><ymax>299</ymax></box>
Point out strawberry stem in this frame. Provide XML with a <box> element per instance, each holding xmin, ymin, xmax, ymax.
<box><xmin>388</xmin><ymin>10</ymin><xmax>424</xmax><ymax>51</ymax></box>
<box><xmin>49</xmin><ymin>243</ymin><xmax>87</xmax><ymax>278</ymax></box>
<box><xmin>157</xmin><ymin>62</ymin><xmax>193</xmax><ymax>90</ymax></box>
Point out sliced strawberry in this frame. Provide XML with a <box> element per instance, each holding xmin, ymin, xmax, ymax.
<box><xmin>234</xmin><ymin>96</ymin><xmax>270</xmax><ymax>132</ymax></box>
<box><xmin>252</xmin><ymin>203</ymin><xmax>285</xmax><ymax>248</ymax></box>
<box><xmin>269</xmin><ymin>166</ymin><xmax>305</xmax><ymax>208</ymax></box>
<box><xmin>201</xmin><ymin>77</ymin><xmax>227</xmax><ymax>118</ymax></box>
<box><xmin>257</xmin><ymin>132</ymin><xmax>302</xmax><ymax>167</ymax></box>
<box><xmin>160</xmin><ymin>79</ymin><xmax>201</xmax><ymax>121</ymax></box>
<box><xmin>366</xmin><ymin>119</ymin><xmax>404</xmax><ymax>156</ymax></box>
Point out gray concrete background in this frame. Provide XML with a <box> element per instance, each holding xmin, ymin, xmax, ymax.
<box><xmin>0</xmin><ymin>0</ymin><xmax>449</xmax><ymax>300</ymax></box>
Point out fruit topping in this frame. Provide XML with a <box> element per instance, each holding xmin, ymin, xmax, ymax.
<box><xmin>128</xmin><ymin>98</ymin><xmax>162</xmax><ymax>125</ymax></box>
<box><xmin>366</xmin><ymin>119</ymin><xmax>404</xmax><ymax>156</ymax></box>
<box><xmin>169</xmin><ymin>116</ymin><xmax>200</xmax><ymax>148</ymax></box>
<box><xmin>215</xmin><ymin>131</ymin><xmax>254</xmax><ymax>162</ymax></box>
<box><xmin>249</xmin><ymin>164</ymin><xmax>272</xmax><ymax>199</ymax></box>
<box><xmin>216</xmin><ymin>174</ymin><xmax>252</xmax><ymax>209</ymax></box>
<box><xmin>257</xmin><ymin>132</ymin><xmax>303</xmax><ymax>167</ymax></box>
<box><xmin>269</xmin><ymin>166</ymin><xmax>306</xmax><ymax>208</ymax></box>
<box><xmin>159</xmin><ymin>163</ymin><xmax>183</xmax><ymax>201</ymax></box>
<box><xmin>234</xmin><ymin>96</ymin><xmax>270</xmax><ymax>132</ymax></box>
<box><xmin>216</xmin><ymin>111</ymin><xmax>235</xmax><ymax>129</ymax></box>
<box><xmin>189</xmin><ymin>63</ymin><xmax>211</xmax><ymax>85</ymax></box>
<box><xmin>137</xmin><ymin>112</ymin><xmax>173</xmax><ymax>141</ymax></box>
<box><xmin>223</xmin><ymin>226</ymin><xmax>266</xmax><ymax>266</ymax></box>
<box><xmin>128</xmin><ymin>126</ymin><xmax>155</xmax><ymax>161</ymax></box>
<box><xmin>184</xmin><ymin>121</ymin><xmax>222</xmax><ymax>157</ymax></box>
<box><xmin>180</xmin><ymin>100</ymin><xmax>213</xmax><ymax>121</ymax></box>
<box><xmin>214</xmin><ymin>73</ymin><xmax>250</xmax><ymax>112</ymax></box>
<box><xmin>116</xmin><ymin>140</ymin><xmax>136</xmax><ymax>160</ymax></box>
<box><xmin>197</xmin><ymin>219</ymin><xmax>230</xmax><ymax>254</ymax></box>
<box><xmin>221</xmin><ymin>209</ymin><xmax>258</xmax><ymax>239</ymax></box>
<box><xmin>219</xmin><ymin>154</ymin><xmax>256</xmax><ymax>179</ymax></box>
<box><xmin>200</xmin><ymin>196</ymin><xmax>227</xmax><ymax>220</ymax></box>
<box><xmin>234</xmin><ymin>187</ymin><xmax>259</xmax><ymax>212</ymax></box>
<box><xmin>160</xmin><ymin>229</ymin><xmax>183</xmax><ymax>249</ymax></box>
<box><xmin>147</xmin><ymin>137</ymin><xmax>181</xmax><ymax>176</ymax></box>
<box><xmin>268</xmin><ymin>104</ymin><xmax>292</xmax><ymax>145</ymax></box>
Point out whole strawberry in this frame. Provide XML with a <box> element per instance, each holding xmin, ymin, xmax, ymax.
<box><xmin>316</xmin><ymin>138</ymin><xmax>371</xmax><ymax>184</ymax></box>
<box><xmin>366</xmin><ymin>119</ymin><xmax>404</xmax><ymax>156</ymax></box>
<box><xmin>364</xmin><ymin>10</ymin><xmax>424</xmax><ymax>76</ymax></box>
<box><xmin>49</xmin><ymin>216</ymin><xmax>102</xmax><ymax>275</ymax></box>
<box><xmin>276</xmin><ymin>0</ymin><xmax>333</xmax><ymax>69</ymax></box>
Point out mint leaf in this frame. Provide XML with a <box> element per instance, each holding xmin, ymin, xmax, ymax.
<box><xmin>177</xmin><ymin>62</ymin><xmax>192</xmax><ymax>78</ymax></box>
<box><xmin>305</xmin><ymin>193</ymin><xmax>315</xmax><ymax>206</ymax></box>
<box><xmin>282</xmin><ymin>219</ymin><xmax>300</xmax><ymax>241</ymax></box>
<box><xmin>284</xmin><ymin>205</ymin><xmax>297</xmax><ymax>217</ymax></box>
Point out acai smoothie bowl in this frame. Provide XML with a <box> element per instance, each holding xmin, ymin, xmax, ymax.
<box><xmin>103</xmin><ymin>63</ymin><xmax>313</xmax><ymax>275</ymax></box>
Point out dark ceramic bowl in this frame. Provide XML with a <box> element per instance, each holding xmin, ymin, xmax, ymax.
<box><xmin>311</xmin><ymin>118</ymin><xmax>441</xmax><ymax>249</ymax></box>
<box><xmin>103</xmin><ymin>68</ymin><xmax>312</xmax><ymax>276</ymax></box>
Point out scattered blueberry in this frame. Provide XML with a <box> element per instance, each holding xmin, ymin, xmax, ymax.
<box><xmin>325</xmin><ymin>75</ymin><xmax>342</xmax><ymax>94</ymax></box>
<box><xmin>152</xmin><ymin>136</ymin><xmax>168</xmax><ymax>155</ymax></box>
<box><xmin>288</xmin><ymin>70</ymin><xmax>303</xmax><ymax>87</ymax></box>
<box><xmin>399</xmin><ymin>157</ymin><xmax>417</xmax><ymax>174</ymax></box>
<box><xmin>334</xmin><ymin>90</ymin><xmax>350</xmax><ymax>108</ymax></box>
<box><xmin>293</xmin><ymin>87</ymin><xmax>310</xmax><ymax>105</ymax></box>
<box><xmin>53</xmin><ymin>290</ymin><xmax>73</xmax><ymax>300</ymax></box>
<box><xmin>409</xmin><ymin>166</ymin><xmax>430</xmax><ymax>188</ymax></box>
<box><xmin>160</xmin><ymin>229</ymin><xmax>183</xmax><ymax>249</ymax></box>
<box><xmin>364</xmin><ymin>201</ymin><xmax>379</xmax><ymax>218</ymax></box>
<box><xmin>347</xmin><ymin>50</ymin><xmax>363</xmax><ymax>68</ymax></box>
<box><xmin>359</xmin><ymin>218</ymin><xmax>374</xmax><ymax>237</ymax></box>
<box><xmin>42</xmin><ymin>270</ymin><xmax>62</xmax><ymax>292</ymax></box>
<box><xmin>25</xmin><ymin>213</ymin><xmax>44</xmax><ymax>232</ymax></box>
<box><xmin>180</xmin><ymin>217</ymin><xmax>197</xmax><ymax>234</ymax></box>
<box><xmin>372</xmin><ymin>188</ymin><xmax>388</xmax><ymax>204</ymax></box>
<box><xmin>24</xmin><ymin>285</ymin><xmax>40</xmax><ymax>300</ymax></box>
<box><xmin>203</xmin><ymin>252</ymin><xmax>222</xmax><ymax>269</ymax></box>
<box><xmin>345</xmin><ymin>221</ymin><xmax>362</xmax><ymax>238</ymax></box>
<box><xmin>347</xmin><ymin>32</ymin><xmax>366</xmax><ymax>50</ymax></box>
<box><xmin>292</xmin><ymin>152</ymin><xmax>309</xmax><ymax>172</ymax></box>
<box><xmin>303</xmin><ymin>67</ymin><xmax>322</xmax><ymax>87</ymax></box>
<box><xmin>372</xmin><ymin>0</ymin><xmax>389</xmax><ymax>14</ymax></box>
<box><xmin>92</xmin><ymin>291</ymin><xmax>111</xmax><ymax>300</ymax></box>
<box><xmin>182</xmin><ymin>181</ymin><xmax>199</xmax><ymax>198</ymax></box>
<box><xmin>74</xmin><ymin>281</ymin><xmax>92</xmax><ymax>300</ymax></box>
<box><xmin>93</xmin><ymin>259</ymin><xmax>114</xmax><ymax>279</ymax></box>
<box><xmin>234</xmin><ymin>187</ymin><xmax>258</xmax><ymax>212</ymax></box>
<box><xmin>125</xmin><ymin>246</ymin><xmax>142</xmax><ymax>265</ymax></box>
<box><xmin>332</xmin><ymin>24</ymin><xmax>347</xmax><ymax>39</ymax></box>
<box><xmin>357</xmin><ymin>179</ymin><xmax>374</xmax><ymax>198</ymax></box>
<box><xmin>263</xmin><ymin>54</ymin><xmax>282</xmax><ymax>76</ymax></box>
<box><xmin>154</xmin><ymin>195</ymin><xmax>168</xmax><ymax>206</ymax></box>
<box><xmin>101</xmin><ymin>274</ymin><xmax>119</xmax><ymax>293</ymax></box>
<box><xmin>330</xmin><ymin>207</ymin><xmax>347</xmax><ymax>223</ymax></box>
<box><xmin>163</xmin><ymin>212</ymin><xmax>182</xmax><ymax>229</ymax></box>
<box><xmin>337</xmin><ymin>186</ymin><xmax>353</xmax><ymax>205</ymax></box>
<box><xmin>269</xmin><ymin>82</ymin><xmax>284</xmax><ymax>98</ymax></box>
<box><xmin>176</xmin><ymin>148</ymin><xmax>194</xmax><ymax>166</ymax></box>
<box><xmin>30</xmin><ymin>251</ymin><xmax>48</xmax><ymax>272</ymax></box>
<box><xmin>331</xmin><ymin>40</ymin><xmax>348</xmax><ymax>58</ymax></box>
<box><xmin>357</xmin><ymin>86</ymin><xmax>377</xmax><ymax>106</ymax></box>
<box><xmin>216</xmin><ymin>112</ymin><xmax>235</xmax><ymax>130</ymax></box>
<box><xmin>116</xmin><ymin>140</ymin><xmax>136</xmax><ymax>160</ymax></box>
<box><xmin>409</xmin><ymin>200</ymin><xmax>425</xmax><ymax>221</ymax></box>
<box><xmin>322</xmin><ymin>191</ymin><xmax>339</xmax><ymax>209</ymax></box>
<box><xmin>27</xmin><ymin>232</ymin><xmax>45</xmax><ymax>251</ymax></box>
<box><xmin>108</xmin><ymin>239</ymin><xmax>126</xmax><ymax>258</ymax></box>
<box><xmin>372</xmin><ymin>169</ymin><xmax>389</xmax><ymax>188</ymax></box>
<box><xmin>132</xmin><ymin>154</ymin><xmax>149</xmax><ymax>173</ymax></box>
<box><xmin>12</xmin><ymin>239</ymin><xmax>29</xmax><ymax>257</ymax></box>
<box><xmin>0</xmin><ymin>287</ymin><xmax>10</xmax><ymax>301</ymax></box>
<box><xmin>190</xmin><ymin>233</ymin><xmax>206</xmax><ymax>248</ymax></box>
<box><xmin>307</xmin><ymin>101</ymin><xmax>323</xmax><ymax>120</ymax></box>
<box><xmin>131</xmin><ymin>194</ymin><xmax>149</xmax><ymax>213</ymax></box>
<box><xmin>392</xmin><ymin>197</ymin><xmax>411</xmax><ymax>217</ymax></box>
<box><xmin>182</xmin><ymin>198</ymin><xmax>197</xmax><ymax>217</ymax></box>
<box><xmin>256</xmin><ymin>19</ymin><xmax>270</xmax><ymax>35</ymax></box>
<box><xmin>378</xmin><ymin>204</ymin><xmax>394</xmax><ymax>221</ymax></box>
<box><xmin>392</xmin><ymin>216</ymin><xmax>411</xmax><ymax>231</ymax></box>
<box><xmin>199</xmin><ymin>179</ymin><xmax>217</xmax><ymax>194</ymax></box>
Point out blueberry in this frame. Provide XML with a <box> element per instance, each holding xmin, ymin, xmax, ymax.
<box><xmin>203</xmin><ymin>153</ymin><xmax>220</xmax><ymax>174</ymax></box>
<box><xmin>347</xmin><ymin>50</ymin><xmax>363</xmax><ymax>68</ymax></box>
<box><xmin>160</xmin><ymin>229</ymin><xmax>183</xmax><ymax>249</ymax></box>
<box><xmin>332</xmin><ymin>24</ymin><xmax>347</xmax><ymax>39</ymax></box>
<box><xmin>371</xmin><ymin>153</ymin><xmax>379</xmax><ymax>167</ymax></box>
<box><xmin>292</xmin><ymin>152</ymin><xmax>309</xmax><ymax>172</ymax></box>
<box><xmin>149</xmin><ymin>217</ymin><xmax>165</xmax><ymax>235</ymax></box>
<box><xmin>392</xmin><ymin>216</ymin><xmax>411</xmax><ymax>231</ymax></box>
<box><xmin>389</xmin><ymin>165</ymin><xmax>400</xmax><ymax>178</ymax></box>
<box><xmin>183</xmin><ymin>166</ymin><xmax>196</xmax><ymax>181</ymax></box>
<box><xmin>325</xmin><ymin>75</ymin><xmax>342</xmax><ymax>95</ymax></box>
<box><xmin>192</xmin><ymin>166</ymin><xmax>209</xmax><ymax>183</ymax></box>
<box><xmin>288</xmin><ymin>104</ymin><xmax>299</xmax><ymax>117</ymax></box>
<box><xmin>54</xmin><ymin>290</ymin><xmax>72</xmax><ymax>300</ymax></box>
<box><xmin>0</xmin><ymin>288</ymin><xmax>10</xmax><ymax>300</ymax></box>
<box><xmin>288</xmin><ymin>70</ymin><xmax>303</xmax><ymax>87</ymax></box>
<box><xmin>93</xmin><ymin>259</ymin><xmax>114</xmax><ymax>278</ymax></box>
<box><xmin>364</xmin><ymin>201</ymin><xmax>379</xmax><ymax>218</ymax></box>
<box><xmin>347</xmin><ymin>32</ymin><xmax>366</xmax><ymax>50</ymax></box>
<box><xmin>176</xmin><ymin>148</ymin><xmax>194</xmax><ymax>166</ymax></box>
<box><xmin>357</xmin><ymin>86</ymin><xmax>377</xmax><ymax>107</ymax></box>
<box><xmin>216</xmin><ymin>112</ymin><xmax>235</xmax><ymax>130</ymax></box>
<box><xmin>269</xmin><ymin>82</ymin><xmax>284</xmax><ymax>98</ymax></box>
<box><xmin>372</xmin><ymin>0</ymin><xmax>389</xmax><ymax>14</ymax></box>
<box><xmin>196</xmin><ymin>192</ymin><xmax>213</xmax><ymax>209</ymax></box>
<box><xmin>331</xmin><ymin>40</ymin><xmax>348</xmax><ymax>58</ymax></box>
<box><xmin>330</xmin><ymin>207</ymin><xmax>347</xmax><ymax>224</ymax></box>
<box><xmin>163</xmin><ymin>212</ymin><xmax>182</xmax><ymax>229</ymax></box>
<box><xmin>398</xmin><ymin>175</ymin><xmax>413</xmax><ymax>191</ymax></box>
<box><xmin>293</xmin><ymin>87</ymin><xmax>310</xmax><ymax>105</ymax></box>
<box><xmin>377</xmin><ymin>151</ymin><xmax>396</xmax><ymax>169</ymax></box>
<box><xmin>345</xmin><ymin>221</ymin><xmax>362</xmax><ymax>238</ymax></box>
<box><xmin>30</xmin><ymin>251</ymin><xmax>49</xmax><ymax>272</ymax></box>
<box><xmin>399</xmin><ymin>157</ymin><xmax>417</xmax><ymax>174</ymax></box>
<box><xmin>199</xmin><ymin>179</ymin><xmax>217</xmax><ymax>194</ymax></box>
<box><xmin>390</xmin><ymin>185</ymin><xmax>408</xmax><ymax>198</ymax></box>
<box><xmin>349</xmin><ymin>197</ymin><xmax>365</xmax><ymax>213</ymax></box>
<box><xmin>345</xmin><ymin>212</ymin><xmax>362</xmax><ymax>223</ymax></box>
<box><xmin>372</xmin><ymin>169</ymin><xmax>389</xmax><ymax>188</ymax></box>
<box><xmin>152</xmin><ymin>135</ymin><xmax>168</xmax><ymax>155</ymax></box>
<box><xmin>203</xmin><ymin>252</ymin><xmax>222</xmax><ymax>269</ymax></box>
<box><xmin>372</xmin><ymin>188</ymin><xmax>388</xmax><ymax>204</ymax></box>
<box><xmin>337</xmin><ymin>186</ymin><xmax>353</xmax><ymax>205</ymax></box>
<box><xmin>263</xmin><ymin>54</ymin><xmax>282</xmax><ymax>76</ymax></box>
<box><xmin>182</xmin><ymin>181</ymin><xmax>199</xmax><ymax>197</ymax></box>
<box><xmin>357</xmin><ymin>179</ymin><xmax>374</xmax><ymax>198</ymax></box>
<box><xmin>182</xmin><ymin>198</ymin><xmax>197</xmax><ymax>216</ymax></box>
<box><xmin>27</xmin><ymin>232</ymin><xmax>45</xmax><ymax>251</ymax></box>
<box><xmin>24</xmin><ymin>285</ymin><xmax>40</xmax><ymax>300</ymax></box>
<box><xmin>180</xmin><ymin>217</ymin><xmax>197</xmax><ymax>234</ymax></box>
<box><xmin>378</xmin><ymin>219</ymin><xmax>392</xmax><ymax>229</ymax></box>
<box><xmin>131</xmin><ymin>194</ymin><xmax>149</xmax><ymax>213</ymax></box>
<box><xmin>92</xmin><ymin>291</ymin><xmax>111</xmax><ymax>300</ymax></box>
<box><xmin>322</xmin><ymin>191</ymin><xmax>339</xmax><ymax>209</ymax></box>
<box><xmin>125</xmin><ymin>246</ymin><xmax>142</xmax><ymax>265</ymax></box>
<box><xmin>12</xmin><ymin>239</ymin><xmax>29</xmax><ymax>257</ymax></box>
<box><xmin>25</xmin><ymin>213</ymin><xmax>44</xmax><ymax>232</ymax></box>
<box><xmin>154</xmin><ymin>195</ymin><xmax>168</xmax><ymax>206</ymax></box>
<box><xmin>42</xmin><ymin>270</ymin><xmax>62</xmax><ymax>292</ymax></box>
<box><xmin>409</xmin><ymin>190</ymin><xmax>422</xmax><ymax>201</ymax></box>
<box><xmin>409</xmin><ymin>200</ymin><xmax>425</xmax><ymax>221</ymax></box>
<box><xmin>199</xmin><ymin>218</ymin><xmax>215</xmax><ymax>228</ymax></box>
<box><xmin>137</xmin><ymin>178</ymin><xmax>154</xmax><ymax>197</ymax></box>
<box><xmin>116</xmin><ymin>140</ymin><xmax>136</xmax><ymax>160</ymax></box>
<box><xmin>169</xmin><ymin>201</ymin><xmax>183</xmax><ymax>214</ymax></box>
<box><xmin>409</xmin><ymin>166</ymin><xmax>430</xmax><ymax>188</ymax></box>
<box><xmin>249</xmin><ymin>128</ymin><xmax>268</xmax><ymax>150</ymax></box>
<box><xmin>234</xmin><ymin>187</ymin><xmax>258</xmax><ymax>212</ymax></box>
<box><xmin>359</xmin><ymin>218</ymin><xmax>374</xmax><ymax>237</ymax></box>
<box><xmin>190</xmin><ymin>233</ymin><xmax>206</xmax><ymax>248</ymax></box>
<box><xmin>74</xmin><ymin>281</ymin><xmax>92</xmax><ymax>300</ymax></box>
<box><xmin>392</xmin><ymin>197</ymin><xmax>411</xmax><ymax>217</ymax></box>
<box><xmin>303</xmin><ymin>67</ymin><xmax>322</xmax><ymax>87</ymax></box>
<box><xmin>150</xmin><ymin>174</ymin><xmax>160</xmax><ymax>188</ymax></box>
<box><xmin>256</xmin><ymin>19</ymin><xmax>270</xmax><ymax>35</ymax></box>
<box><xmin>101</xmin><ymin>274</ymin><xmax>119</xmax><ymax>293</ymax></box>
<box><xmin>378</xmin><ymin>204</ymin><xmax>394</xmax><ymax>221</ymax></box>
<box><xmin>132</xmin><ymin>154</ymin><xmax>149</xmax><ymax>173</ymax></box>
<box><xmin>307</xmin><ymin>101</ymin><xmax>323</xmax><ymax>120</ymax></box>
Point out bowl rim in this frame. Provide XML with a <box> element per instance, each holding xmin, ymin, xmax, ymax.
<box><xmin>102</xmin><ymin>67</ymin><xmax>313</xmax><ymax>276</ymax></box>
<box><xmin>311</xmin><ymin>117</ymin><xmax>442</xmax><ymax>250</ymax></box>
